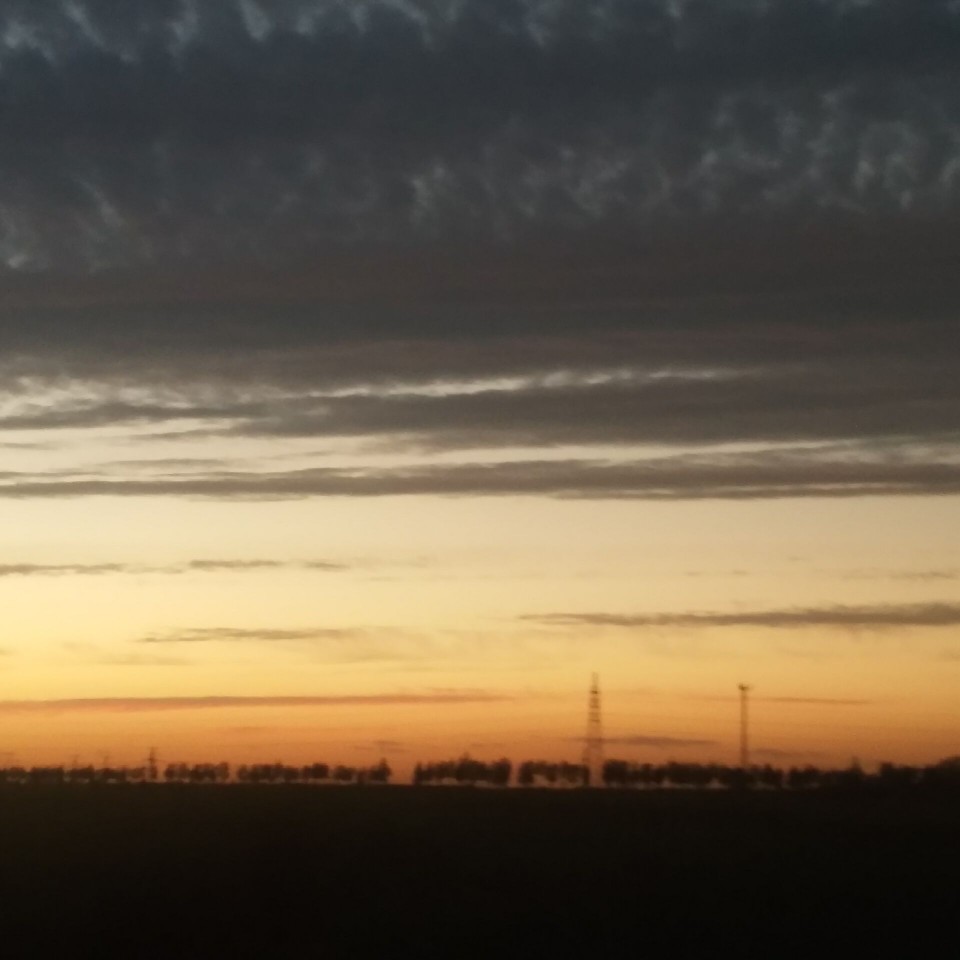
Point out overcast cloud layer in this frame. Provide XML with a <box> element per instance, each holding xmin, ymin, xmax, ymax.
<box><xmin>0</xmin><ymin>1</ymin><xmax>957</xmax><ymax>503</ymax></box>
<box><xmin>4</xmin><ymin>0</ymin><xmax>960</xmax><ymax>270</ymax></box>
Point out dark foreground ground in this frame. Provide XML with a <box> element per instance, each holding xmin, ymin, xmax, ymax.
<box><xmin>0</xmin><ymin>785</ymin><xmax>957</xmax><ymax>957</ymax></box>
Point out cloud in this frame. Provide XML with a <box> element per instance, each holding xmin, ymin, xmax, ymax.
<box><xmin>356</xmin><ymin>740</ymin><xmax>410</xmax><ymax>754</ymax></box>
<box><xmin>761</xmin><ymin>697</ymin><xmax>873</xmax><ymax>707</ymax></box>
<box><xmin>602</xmin><ymin>735</ymin><xmax>719</xmax><ymax>749</ymax></box>
<box><xmin>184</xmin><ymin>559</ymin><xmax>346</xmax><ymax>572</ymax></box>
<box><xmin>884</xmin><ymin>570</ymin><xmax>959</xmax><ymax>582</ymax></box>
<box><xmin>186</xmin><ymin>560</ymin><xmax>284</xmax><ymax>571</ymax></box>
<box><xmin>96</xmin><ymin>654</ymin><xmax>191</xmax><ymax>667</ymax></box>
<box><xmin>841</xmin><ymin>568</ymin><xmax>960</xmax><ymax>582</ymax></box>
<box><xmin>0</xmin><ymin>563</ymin><xmax>130</xmax><ymax>577</ymax></box>
<box><xmin>1</xmin><ymin>253</ymin><xmax>956</xmax><ymax>384</ymax></box>
<box><xmin>0</xmin><ymin>312</ymin><xmax>958</xmax><ymax>493</ymax></box>
<box><xmin>2</xmin><ymin>1</ymin><xmax>960</xmax><ymax>272</ymax></box>
<box><xmin>691</xmin><ymin>694</ymin><xmax>874</xmax><ymax>706</ymax></box>
<box><xmin>527</xmin><ymin>603</ymin><xmax>960</xmax><ymax>630</ymax></box>
<box><xmin>1</xmin><ymin>446</ymin><xmax>956</xmax><ymax>501</ymax></box>
<box><xmin>0</xmin><ymin>692</ymin><xmax>512</xmax><ymax>714</ymax></box>
<box><xmin>0</xmin><ymin>559</ymin><xmax>348</xmax><ymax>577</ymax></box>
<box><xmin>102</xmin><ymin>366</ymin><xmax>954</xmax><ymax>452</ymax></box>
<box><xmin>752</xmin><ymin>747</ymin><xmax>825</xmax><ymax>761</ymax></box>
<box><xmin>0</xmin><ymin>1</ymin><xmax>956</xmax><ymax>510</ymax></box>
<box><xmin>134</xmin><ymin>625</ymin><xmax>435</xmax><ymax>665</ymax></box>
<box><xmin>3</xmin><ymin>332</ymin><xmax>958</xmax><ymax>470</ymax></box>
<box><xmin>138</xmin><ymin>627</ymin><xmax>364</xmax><ymax>644</ymax></box>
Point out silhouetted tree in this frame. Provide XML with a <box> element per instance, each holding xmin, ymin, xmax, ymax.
<box><xmin>413</xmin><ymin>756</ymin><xmax>511</xmax><ymax>786</ymax></box>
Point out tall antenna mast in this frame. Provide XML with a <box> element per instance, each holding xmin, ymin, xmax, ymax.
<box><xmin>582</xmin><ymin>673</ymin><xmax>603</xmax><ymax>786</ymax></box>
<box><xmin>738</xmin><ymin>683</ymin><xmax>751</xmax><ymax>769</ymax></box>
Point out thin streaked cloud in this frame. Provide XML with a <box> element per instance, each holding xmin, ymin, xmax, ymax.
<box><xmin>601</xmin><ymin>735</ymin><xmax>719</xmax><ymax>749</ymax></box>
<box><xmin>0</xmin><ymin>447</ymin><xmax>958</xmax><ymax>501</ymax></box>
<box><xmin>0</xmin><ymin>559</ymin><xmax>349</xmax><ymax>577</ymax></box>
<box><xmin>95</xmin><ymin>654</ymin><xmax>192</xmax><ymax>668</ymax></box>
<box><xmin>0</xmin><ymin>692</ymin><xmax>512</xmax><ymax>714</ymax></box>
<box><xmin>526</xmin><ymin>603</ymin><xmax>960</xmax><ymax>631</ymax></box>
<box><xmin>138</xmin><ymin>627</ymin><xmax>366</xmax><ymax>644</ymax></box>
<box><xmin>752</xmin><ymin>748</ymin><xmax>826</xmax><ymax>761</ymax></box>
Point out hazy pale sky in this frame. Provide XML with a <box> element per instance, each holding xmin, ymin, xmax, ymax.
<box><xmin>1</xmin><ymin>0</ymin><xmax>959</xmax><ymax>773</ymax></box>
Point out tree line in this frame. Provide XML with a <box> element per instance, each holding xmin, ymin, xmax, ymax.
<box><xmin>411</xmin><ymin>754</ymin><xmax>960</xmax><ymax>791</ymax></box>
<box><xmin>601</xmin><ymin>758</ymin><xmax>960</xmax><ymax>791</ymax></box>
<box><xmin>234</xmin><ymin>761</ymin><xmax>390</xmax><ymax>785</ymax></box>
<box><xmin>516</xmin><ymin>760</ymin><xmax>589</xmax><ymax>787</ymax></box>
<box><xmin>0</xmin><ymin>760</ymin><xmax>391</xmax><ymax>786</ymax></box>
<box><xmin>4</xmin><ymin>757</ymin><xmax>960</xmax><ymax>791</ymax></box>
<box><xmin>413</xmin><ymin>757</ymin><xmax>511</xmax><ymax>787</ymax></box>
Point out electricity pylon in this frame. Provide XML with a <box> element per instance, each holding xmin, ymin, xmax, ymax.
<box><xmin>739</xmin><ymin>683</ymin><xmax>751</xmax><ymax>769</ymax></box>
<box><xmin>582</xmin><ymin>673</ymin><xmax>603</xmax><ymax>786</ymax></box>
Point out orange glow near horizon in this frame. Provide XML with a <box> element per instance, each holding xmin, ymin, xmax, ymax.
<box><xmin>1</xmin><ymin>404</ymin><xmax>958</xmax><ymax>778</ymax></box>
<box><xmin>1</xmin><ymin>0</ymin><xmax>959</xmax><ymax>801</ymax></box>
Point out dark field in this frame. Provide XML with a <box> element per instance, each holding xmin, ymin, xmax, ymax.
<box><xmin>1</xmin><ymin>785</ymin><xmax>957</xmax><ymax>956</ymax></box>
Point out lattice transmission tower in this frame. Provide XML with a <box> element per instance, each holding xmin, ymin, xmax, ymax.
<box><xmin>582</xmin><ymin>673</ymin><xmax>604</xmax><ymax>787</ymax></box>
<box><xmin>738</xmin><ymin>684</ymin><xmax>751</xmax><ymax>769</ymax></box>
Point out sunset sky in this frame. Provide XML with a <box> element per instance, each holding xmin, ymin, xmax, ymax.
<box><xmin>1</xmin><ymin>0</ymin><xmax>959</xmax><ymax>775</ymax></box>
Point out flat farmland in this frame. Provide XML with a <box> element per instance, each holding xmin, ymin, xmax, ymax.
<box><xmin>0</xmin><ymin>785</ymin><xmax>956</xmax><ymax>956</ymax></box>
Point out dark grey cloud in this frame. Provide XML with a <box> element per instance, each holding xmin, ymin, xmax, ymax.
<box><xmin>0</xmin><ymin>400</ymin><xmax>232</xmax><ymax>431</ymax></box>
<box><xmin>1</xmin><ymin>237</ymin><xmax>956</xmax><ymax>360</ymax></box>
<box><xmin>0</xmin><ymin>446</ymin><xmax>957</xmax><ymax>500</ymax></box>
<box><xmin>0</xmin><ymin>302</ymin><xmax>955</xmax><ymax>492</ymax></box>
<box><xmin>8</xmin><ymin>360</ymin><xmax>960</xmax><ymax>452</ymax></box>
<box><xmin>106</xmin><ymin>458</ymin><xmax>239</xmax><ymax>470</ymax></box>
<box><xmin>527</xmin><ymin>602</ymin><xmax>960</xmax><ymax>630</ymax></box>
<box><xmin>205</xmin><ymin>365</ymin><xmax>960</xmax><ymax>450</ymax></box>
<box><xmin>2</xmin><ymin>1</ymin><xmax>960</xmax><ymax>271</ymax></box>
<box><xmin>0</xmin><ymin>692</ymin><xmax>512</xmax><ymax>714</ymax></box>
<box><xmin>0</xmin><ymin>1</ymin><xmax>956</xmax><ymax>510</ymax></box>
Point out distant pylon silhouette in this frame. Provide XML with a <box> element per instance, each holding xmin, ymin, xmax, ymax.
<box><xmin>738</xmin><ymin>684</ymin><xmax>751</xmax><ymax>769</ymax></box>
<box><xmin>582</xmin><ymin>673</ymin><xmax>603</xmax><ymax>786</ymax></box>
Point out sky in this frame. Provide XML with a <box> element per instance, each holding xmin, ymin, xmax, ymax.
<box><xmin>1</xmin><ymin>0</ymin><xmax>959</xmax><ymax>775</ymax></box>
